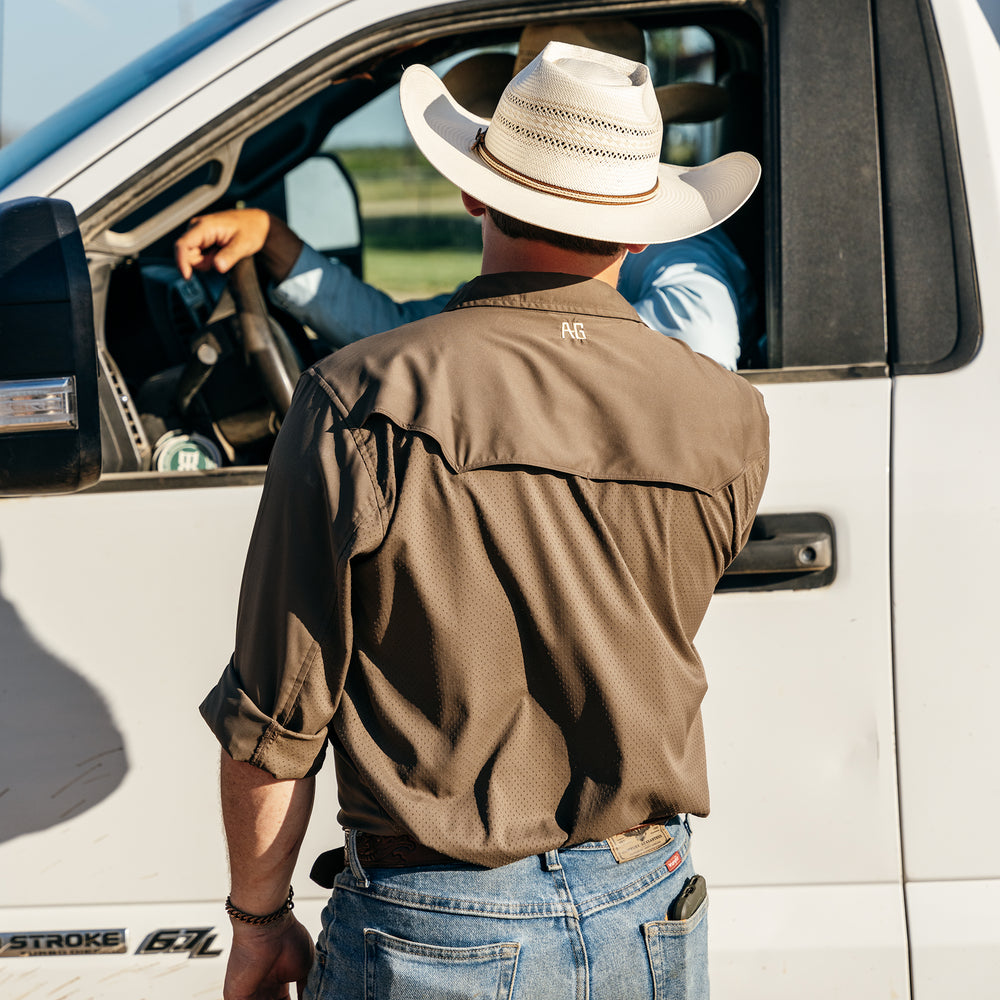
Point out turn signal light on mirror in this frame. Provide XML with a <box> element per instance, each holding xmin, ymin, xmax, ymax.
<box><xmin>0</xmin><ymin>377</ymin><xmax>78</xmax><ymax>433</ymax></box>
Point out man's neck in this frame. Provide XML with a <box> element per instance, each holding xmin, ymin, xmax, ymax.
<box><xmin>479</xmin><ymin>225</ymin><xmax>627</xmax><ymax>289</ymax></box>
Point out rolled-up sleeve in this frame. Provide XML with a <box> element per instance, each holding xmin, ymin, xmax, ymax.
<box><xmin>199</xmin><ymin>371</ymin><xmax>386</xmax><ymax>779</ymax></box>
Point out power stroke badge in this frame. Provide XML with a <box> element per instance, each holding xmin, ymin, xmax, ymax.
<box><xmin>0</xmin><ymin>929</ymin><xmax>128</xmax><ymax>957</ymax></box>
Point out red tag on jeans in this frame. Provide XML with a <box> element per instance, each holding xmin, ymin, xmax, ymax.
<box><xmin>665</xmin><ymin>851</ymin><xmax>682</xmax><ymax>872</ymax></box>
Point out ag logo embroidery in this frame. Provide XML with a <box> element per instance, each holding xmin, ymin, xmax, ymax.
<box><xmin>561</xmin><ymin>320</ymin><xmax>587</xmax><ymax>341</ymax></box>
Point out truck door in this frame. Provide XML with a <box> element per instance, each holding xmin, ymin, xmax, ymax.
<box><xmin>884</xmin><ymin>0</ymin><xmax>996</xmax><ymax>995</ymax></box>
<box><xmin>692</xmin><ymin>1</ymin><xmax>907</xmax><ymax>995</ymax></box>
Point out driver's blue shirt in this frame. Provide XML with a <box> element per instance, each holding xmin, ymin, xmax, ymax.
<box><xmin>270</xmin><ymin>228</ymin><xmax>755</xmax><ymax>370</ymax></box>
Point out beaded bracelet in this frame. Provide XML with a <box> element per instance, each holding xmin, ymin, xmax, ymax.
<box><xmin>225</xmin><ymin>885</ymin><xmax>294</xmax><ymax>926</ymax></box>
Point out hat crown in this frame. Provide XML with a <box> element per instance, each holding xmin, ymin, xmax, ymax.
<box><xmin>485</xmin><ymin>41</ymin><xmax>663</xmax><ymax>200</ymax></box>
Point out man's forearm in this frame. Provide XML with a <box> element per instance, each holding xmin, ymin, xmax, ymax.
<box><xmin>220</xmin><ymin>751</ymin><xmax>315</xmax><ymax>915</ymax></box>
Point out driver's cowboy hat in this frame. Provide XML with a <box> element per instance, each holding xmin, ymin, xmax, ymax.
<box><xmin>442</xmin><ymin>21</ymin><xmax>731</xmax><ymax>124</ymax></box>
<box><xmin>400</xmin><ymin>41</ymin><xmax>759</xmax><ymax>245</ymax></box>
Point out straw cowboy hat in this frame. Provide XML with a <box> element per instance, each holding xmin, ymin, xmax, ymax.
<box><xmin>400</xmin><ymin>40</ymin><xmax>760</xmax><ymax>245</ymax></box>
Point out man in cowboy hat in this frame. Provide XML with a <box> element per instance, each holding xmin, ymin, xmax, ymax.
<box><xmin>177</xmin><ymin>22</ymin><xmax>756</xmax><ymax>370</ymax></box>
<box><xmin>200</xmin><ymin>41</ymin><xmax>767</xmax><ymax>1000</ymax></box>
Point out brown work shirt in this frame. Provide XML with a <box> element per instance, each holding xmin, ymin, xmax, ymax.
<box><xmin>200</xmin><ymin>271</ymin><xmax>769</xmax><ymax>868</ymax></box>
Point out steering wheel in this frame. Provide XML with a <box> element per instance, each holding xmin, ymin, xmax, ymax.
<box><xmin>227</xmin><ymin>258</ymin><xmax>302</xmax><ymax>418</ymax></box>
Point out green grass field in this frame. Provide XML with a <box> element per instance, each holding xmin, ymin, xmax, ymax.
<box><xmin>365</xmin><ymin>247</ymin><xmax>481</xmax><ymax>300</ymax></box>
<box><xmin>337</xmin><ymin>146</ymin><xmax>483</xmax><ymax>297</ymax></box>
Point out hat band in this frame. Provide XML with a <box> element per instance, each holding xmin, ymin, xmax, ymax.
<box><xmin>472</xmin><ymin>129</ymin><xmax>658</xmax><ymax>206</ymax></box>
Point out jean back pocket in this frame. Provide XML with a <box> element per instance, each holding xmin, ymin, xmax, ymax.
<box><xmin>364</xmin><ymin>928</ymin><xmax>520</xmax><ymax>1000</ymax></box>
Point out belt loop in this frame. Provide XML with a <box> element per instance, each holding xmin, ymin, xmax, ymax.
<box><xmin>683</xmin><ymin>814</ymin><xmax>692</xmax><ymax>837</ymax></box>
<box><xmin>542</xmin><ymin>849</ymin><xmax>562</xmax><ymax>871</ymax></box>
<box><xmin>345</xmin><ymin>829</ymin><xmax>370</xmax><ymax>888</ymax></box>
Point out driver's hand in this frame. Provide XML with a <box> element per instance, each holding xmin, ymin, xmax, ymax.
<box><xmin>174</xmin><ymin>208</ymin><xmax>271</xmax><ymax>281</ymax></box>
<box><xmin>176</xmin><ymin>209</ymin><xmax>304</xmax><ymax>285</ymax></box>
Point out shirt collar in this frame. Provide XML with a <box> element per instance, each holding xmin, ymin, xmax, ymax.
<box><xmin>443</xmin><ymin>272</ymin><xmax>644</xmax><ymax>325</ymax></box>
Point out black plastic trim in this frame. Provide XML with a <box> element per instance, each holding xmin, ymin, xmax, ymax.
<box><xmin>771</xmin><ymin>0</ymin><xmax>887</xmax><ymax>369</ymax></box>
<box><xmin>873</xmin><ymin>0</ymin><xmax>982</xmax><ymax>374</ymax></box>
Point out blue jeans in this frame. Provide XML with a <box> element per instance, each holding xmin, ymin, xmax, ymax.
<box><xmin>304</xmin><ymin>816</ymin><xmax>708</xmax><ymax>999</ymax></box>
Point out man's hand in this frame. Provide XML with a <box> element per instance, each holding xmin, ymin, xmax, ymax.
<box><xmin>224</xmin><ymin>913</ymin><xmax>315</xmax><ymax>1000</ymax></box>
<box><xmin>175</xmin><ymin>208</ymin><xmax>270</xmax><ymax>280</ymax></box>
<box><xmin>217</xmin><ymin>755</ymin><xmax>316</xmax><ymax>999</ymax></box>
<box><xmin>175</xmin><ymin>209</ymin><xmax>303</xmax><ymax>284</ymax></box>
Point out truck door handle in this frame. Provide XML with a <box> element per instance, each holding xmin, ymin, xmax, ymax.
<box><xmin>716</xmin><ymin>513</ymin><xmax>836</xmax><ymax>593</ymax></box>
<box><xmin>727</xmin><ymin>532</ymin><xmax>832</xmax><ymax>575</ymax></box>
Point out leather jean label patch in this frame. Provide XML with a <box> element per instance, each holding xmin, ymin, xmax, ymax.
<box><xmin>607</xmin><ymin>824</ymin><xmax>673</xmax><ymax>864</ymax></box>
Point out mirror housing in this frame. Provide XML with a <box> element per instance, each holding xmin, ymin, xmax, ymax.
<box><xmin>0</xmin><ymin>197</ymin><xmax>101</xmax><ymax>495</ymax></box>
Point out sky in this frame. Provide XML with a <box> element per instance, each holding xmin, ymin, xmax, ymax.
<box><xmin>1</xmin><ymin>0</ymin><xmax>998</xmax><ymax>142</ymax></box>
<box><xmin>0</xmin><ymin>0</ymin><xmax>229</xmax><ymax>140</ymax></box>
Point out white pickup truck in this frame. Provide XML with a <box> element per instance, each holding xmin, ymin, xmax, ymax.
<box><xmin>0</xmin><ymin>0</ymin><xmax>997</xmax><ymax>997</ymax></box>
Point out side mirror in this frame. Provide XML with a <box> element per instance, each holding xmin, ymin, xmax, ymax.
<box><xmin>0</xmin><ymin>198</ymin><xmax>101</xmax><ymax>495</ymax></box>
<box><xmin>283</xmin><ymin>153</ymin><xmax>364</xmax><ymax>277</ymax></box>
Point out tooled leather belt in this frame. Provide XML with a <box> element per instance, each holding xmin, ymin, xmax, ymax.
<box><xmin>309</xmin><ymin>820</ymin><xmax>676</xmax><ymax>888</ymax></box>
<box><xmin>309</xmin><ymin>831</ymin><xmax>457</xmax><ymax>887</ymax></box>
<box><xmin>354</xmin><ymin>830</ymin><xmax>458</xmax><ymax>868</ymax></box>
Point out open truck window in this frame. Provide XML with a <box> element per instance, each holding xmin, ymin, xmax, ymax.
<box><xmin>87</xmin><ymin>2</ymin><xmax>916</xmax><ymax>488</ymax></box>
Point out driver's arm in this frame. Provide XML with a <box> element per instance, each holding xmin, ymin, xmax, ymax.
<box><xmin>271</xmin><ymin>244</ymin><xmax>453</xmax><ymax>349</ymax></box>
<box><xmin>175</xmin><ymin>209</ymin><xmax>453</xmax><ymax>350</ymax></box>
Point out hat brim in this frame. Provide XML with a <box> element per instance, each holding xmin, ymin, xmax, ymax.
<box><xmin>401</xmin><ymin>64</ymin><xmax>760</xmax><ymax>245</ymax></box>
